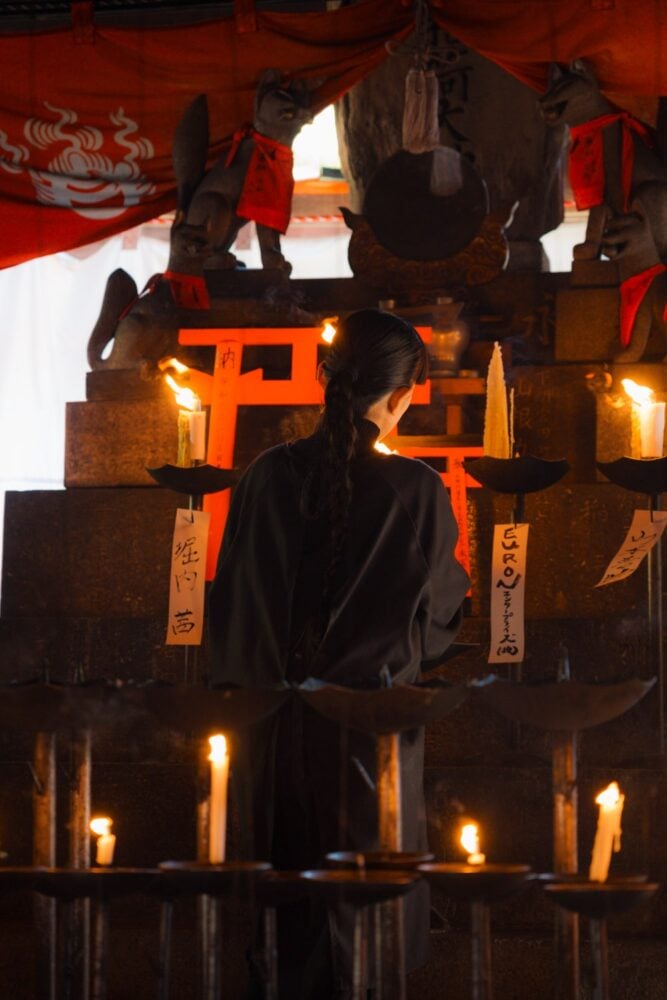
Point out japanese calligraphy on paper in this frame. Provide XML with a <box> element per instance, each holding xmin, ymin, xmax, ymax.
<box><xmin>596</xmin><ymin>509</ymin><xmax>667</xmax><ymax>587</ymax></box>
<box><xmin>166</xmin><ymin>509</ymin><xmax>210</xmax><ymax>645</ymax></box>
<box><xmin>489</xmin><ymin>523</ymin><xmax>529</xmax><ymax>663</ymax></box>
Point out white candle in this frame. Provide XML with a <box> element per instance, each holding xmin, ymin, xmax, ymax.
<box><xmin>588</xmin><ymin>781</ymin><xmax>624</xmax><ymax>882</ymax></box>
<box><xmin>189</xmin><ymin>399</ymin><xmax>207</xmax><ymax>462</ymax></box>
<box><xmin>90</xmin><ymin>816</ymin><xmax>116</xmax><ymax>867</ymax></box>
<box><xmin>483</xmin><ymin>342</ymin><xmax>511</xmax><ymax>458</ymax></box>
<box><xmin>208</xmin><ymin>734</ymin><xmax>229</xmax><ymax>864</ymax></box>
<box><xmin>638</xmin><ymin>401</ymin><xmax>665</xmax><ymax>458</ymax></box>
<box><xmin>460</xmin><ymin>821</ymin><xmax>486</xmax><ymax>866</ymax></box>
<box><xmin>622</xmin><ymin>378</ymin><xmax>665</xmax><ymax>458</ymax></box>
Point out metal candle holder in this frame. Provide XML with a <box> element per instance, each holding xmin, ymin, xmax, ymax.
<box><xmin>0</xmin><ymin>681</ymin><xmax>288</xmax><ymax>1000</ymax></box>
<box><xmin>300</xmin><ymin>677</ymin><xmax>468</xmax><ymax>998</ymax></box>
<box><xmin>476</xmin><ymin>674</ymin><xmax>655</xmax><ymax>1000</ymax></box>
<box><xmin>30</xmin><ymin>868</ymin><xmax>159</xmax><ymax>1000</ymax></box>
<box><xmin>301</xmin><ymin>868</ymin><xmax>420</xmax><ymax>1000</ymax></box>
<box><xmin>597</xmin><ymin>456</ymin><xmax>667</xmax><ymax>754</ymax></box>
<box><xmin>158</xmin><ymin>861</ymin><xmax>271</xmax><ymax>1000</ymax></box>
<box><xmin>418</xmin><ymin>862</ymin><xmax>533</xmax><ymax>1000</ymax></box>
<box><xmin>543</xmin><ymin>880</ymin><xmax>658</xmax><ymax>1000</ymax></box>
<box><xmin>255</xmin><ymin>871</ymin><xmax>309</xmax><ymax>1000</ymax></box>
<box><xmin>464</xmin><ymin>456</ymin><xmax>570</xmax><ymax>713</ymax></box>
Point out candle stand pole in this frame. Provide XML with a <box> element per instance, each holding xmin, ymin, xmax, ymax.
<box><xmin>470</xmin><ymin>900</ymin><xmax>492</xmax><ymax>1000</ymax></box>
<box><xmin>552</xmin><ymin>730</ymin><xmax>579</xmax><ymax>1000</ymax></box>
<box><xmin>376</xmin><ymin>730</ymin><xmax>406</xmax><ymax>1000</ymax></box>
<box><xmin>157</xmin><ymin>891</ymin><xmax>174</xmax><ymax>1000</ymax></box>
<box><xmin>647</xmin><ymin>493</ymin><xmax>664</xmax><ymax>754</ymax></box>
<box><xmin>91</xmin><ymin>898</ymin><xmax>110</xmax><ymax>1000</ymax></box>
<box><xmin>32</xmin><ymin>731</ymin><xmax>57</xmax><ymax>1000</ymax></box>
<box><xmin>196</xmin><ymin>740</ymin><xmax>212</xmax><ymax>998</ymax></box>
<box><xmin>65</xmin><ymin>728</ymin><xmax>91</xmax><ymax>1000</ymax></box>
<box><xmin>589</xmin><ymin>917</ymin><xmax>610</xmax><ymax>1000</ymax></box>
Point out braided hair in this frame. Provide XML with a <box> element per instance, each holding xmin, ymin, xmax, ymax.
<box><xmin>301</xmin><ymin>308</ymin><xmax>428</xmax><ymax>648</ymax></box>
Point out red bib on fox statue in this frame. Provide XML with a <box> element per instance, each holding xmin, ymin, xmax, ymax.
<box><xmin>225</xmin><ymin>125</ymin><xmax>294</xmax><ymax>234</ymax></box>
<box><xmin>569</xmin><ymin>111</ymin><xmax>654</xmax><ymax>212</ymax></box>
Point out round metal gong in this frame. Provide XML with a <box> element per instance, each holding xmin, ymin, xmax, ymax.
<box><xmin>363</xmin><ymin>148</ymin><xmax>488</xmax><ymax>261</ymax></box>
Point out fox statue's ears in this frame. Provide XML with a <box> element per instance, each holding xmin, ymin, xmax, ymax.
<box><xmin>569</xmin><ymin>58</ymin><xmax>596</xmax><ymax>82</ymax></box>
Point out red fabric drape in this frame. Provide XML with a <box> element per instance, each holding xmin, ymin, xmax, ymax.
<box><xmin>429</xmin><ymin>0</ymin><xmax>667</xmax><ymax>95</ymax></box>
<box><xmin>0</xmin><ymin>1</ymin><xmax>412</xmax><ymax>269</ymax></box>
<box><xmin>1</xmin><ymin>0</ymin><xmax>666</xmax><ymax>269</ymax></box>
<box><xmin>619</xmin><ymin>263</ymin><xmax>667</xmax><ymax>348</ymax></box>
<box><xmin>569</xmin><ymin>111</ymin><xmax>654</xmax><ymax>211</ymax></box>
<box><xmin>226</xmin><ymin>126</ymin><xmax>294</xmax><ymax>233</ymax></box>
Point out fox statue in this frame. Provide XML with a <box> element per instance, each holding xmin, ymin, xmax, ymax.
<box><xmin>539</xmin><ymin>59</ymin><xmax>667</xmax><ymax>262</ymax></box>
<box><xmin>175</xmin><ymin>69</ymin><xmax>313</xmax><ymax>274</ymax></box>
<box><xmin>86</xmin><ymin>70</ymin><xmax>312</xmax><ymax>372</ymax></box>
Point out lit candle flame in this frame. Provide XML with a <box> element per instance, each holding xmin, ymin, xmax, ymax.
<box><xmin>165</xmin><ymin>373</ymin><xmax>200</xmax><ymax>412</ymax></box>
<box><xmin>622</xmin><ymin>378</ymin><xmax>655</xmax><ymax>407</ymax></box>
<box><xmin>460</xmin><ymin>821</ymin><xmax>486</xmax><ymax>865</ymax></box>
<box><xmin>159</xmin><ymin>356</ymin><xmax>189</xmax><ymax>375</ymax></box>
<box><xmin>321</xmin><ymin>320</ymin><xmax>337</xmax><ymax>344</ymax></box>
<box><xmin>595</xmin><ymin>781</ymin><xmax>621</xmax><ymax>809</ymax></box>
<box><xmin>374</xmin><ymin>441</ymin><xmax>398</xmax><ymax>455</ymax></box>
<box><xmin>90</xmin><ymin>816</ymin><xmax>113</xmax><ymax>837</ymax></box>
<box><xmin>208</xmin><ymin>733</ymin><xmax>227</xmax><ymax>764</ymax></box>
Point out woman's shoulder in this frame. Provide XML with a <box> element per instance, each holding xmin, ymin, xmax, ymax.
<box><xmin>374</xmin><ymin>452</ymin><xmax>444</xmax><ymax>494</ymax></box>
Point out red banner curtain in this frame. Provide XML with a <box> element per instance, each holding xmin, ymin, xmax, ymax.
<box><xmin>0</xmin><ymin>0</ymin><xmax>412</xmax><ymax>269</ymax></box>
<box><xmin>1</xmin><ymin>0</ymin><xmax>665</xmax><ymax>269</ymax></box>
<box><xmin>429</xmin><ymin>0</ymin><xmax>667</xmax><ymax>96</ymax></box>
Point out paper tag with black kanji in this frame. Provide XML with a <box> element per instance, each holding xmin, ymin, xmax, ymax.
<box><xmin>166</xmin><ymin>509</ymin><xmax>210</xmax><ymax>645</ymax></box>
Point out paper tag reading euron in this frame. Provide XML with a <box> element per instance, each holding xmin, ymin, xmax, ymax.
<box><xmin>596</xmin><ymin>509</ymin><xmax>667</xmax><ymax>588</ymax></box>
<box><xmin>489</xmin><ymin>523</ymin><xmax>529</xmax><ymax>663</ymax></box>
<box><xmin>166</xmin><ymin>509</ymin><xmax>210</xmax><ymax>645</ymax></box>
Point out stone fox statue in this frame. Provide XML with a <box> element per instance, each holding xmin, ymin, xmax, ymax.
<box><xmin>86</xmin><ymin>220</ymin><xmax>213</xmax><ymax>372</ymax></box>
<box><xmin>174</xmin><ymin>69</ymin><xmax>313</xmax><ymax>274</ymax></box>
<box><xmin>539</xmin><ymin>59</ymin><xmax>667</xmax><ymax>261</ymax></box>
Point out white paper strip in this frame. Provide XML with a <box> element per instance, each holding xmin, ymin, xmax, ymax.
<box><xmin>489</xmin><ymin>523</ymin><xmax>529</xmax><ymax>663</ymax></box>
<box><xmin>596</xmin><ymin>509</ymin><xmax>667</xmax><ymax>587</ymax></box>
<box><xmin>166</xmin><ymin>508</ymin><xmax>210</xmax><ymax>645</ymax></box>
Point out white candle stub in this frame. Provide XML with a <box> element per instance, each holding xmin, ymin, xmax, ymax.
<box><xmin>460</xmin><ymin>821</ymin><xmax>486</xmax><ymax>866</ymax></box>
<box><xmin>622</xmin><ymin>378</ymin><xmax>666</xmax><ymax>458</ymax></box>
<box><xmin>588</xmin><ymin>781</ymin><xmax>624</xmax><ymax>883</ymax></box>
<box><xmin>90</xmin><ymin>816</ymin><xmax>116</xmax><ymax>867</ymax></box>
<box><xmin>208</xmin><ymin>734</ymin><xmax>230</xmax><ymax>864</ymax></box>
<box><xmin>165</xmin><ymin>371</ymin><xmax>207</xmax><ymax>465</ymax></box>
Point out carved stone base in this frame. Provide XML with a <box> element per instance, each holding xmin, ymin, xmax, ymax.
<box><xmin>570</xmin><ymin>258</ymin><xmax>620</xmax><ymax>287</ymax></box>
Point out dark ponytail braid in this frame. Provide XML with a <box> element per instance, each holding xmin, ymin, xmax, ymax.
<box><xmin>300</xmin><ymin>308</ymin><xmax>428</xmax><ymax>652</ymax></box>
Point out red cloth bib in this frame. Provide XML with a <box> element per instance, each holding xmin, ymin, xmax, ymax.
<box><xmin>569</xmin><ymin>111</ymin><xmax>653</xmax><ymax>212</ymax></box>
<box><xmin>164</xmin><ymin>270</ymin><xmax>210</xmax><ymax>309</ymax></box>
<box><xmin>226</xmin><ymin>125</ymin><xmax>294</xmax><ymax>234</ymax></box>
<box><xmin>619</xmin><ymin>263</ymin><xmax>667</xmax><ymax>347</ymax></box>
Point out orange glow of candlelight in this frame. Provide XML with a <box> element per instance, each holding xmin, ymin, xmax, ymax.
<box><xmin>208</xmin><ymin>733</ymin><xmax>227</xmax><ymax>764</ymax></box>
<box><xmin>90</xmin><ymin>815</ymin><xmax>116</xmax><ymax>865</ymax></box>
<box><xmin>90</xmin><ymin>816</ymin><xmax>113</xmax><ymax>837</ymax></box>
<box><xmin>460</xmin><ymin>821</ymin><xmax>486</xmax><ymax>865</ymax></box>
<box><xmin>621</xmin><ymin>378</ymin><xmax>655</xmax><ymax>407</ymax></box>
<box><xmin>374</xmin><ymin>441</ymin><xmax>398</xmax><ymax>455</ymax></box>
<box><xmin>321</xmin><ymin>318</ymin><xmax>337</xmax><ymax>344</ymax></box>
<box><xmin>596</xmin><ymin>781</ymin><xmax>621</xmax><ymax>809</ymax></box>
<box><xmin>165</xmin><ymin>373</ymin><xmax>200</xmax><ymax>412</ymax></box>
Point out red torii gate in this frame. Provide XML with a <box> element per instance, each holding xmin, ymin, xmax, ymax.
<box><xmin>178</xmin><ymin>326</ymin><xmax>482</xmax><ymax>579</ymax></box>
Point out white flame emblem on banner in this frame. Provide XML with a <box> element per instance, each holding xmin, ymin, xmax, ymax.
<box><xmin>0</xmin><ymin>102</ymin><xmax>155</xmax><ymax>219</ymax></box>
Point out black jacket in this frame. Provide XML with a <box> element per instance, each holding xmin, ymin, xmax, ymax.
<box><xmin>208</xmin><ymin>422</ymin><xmax>469</xmax><ymax>990</ymax></box>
